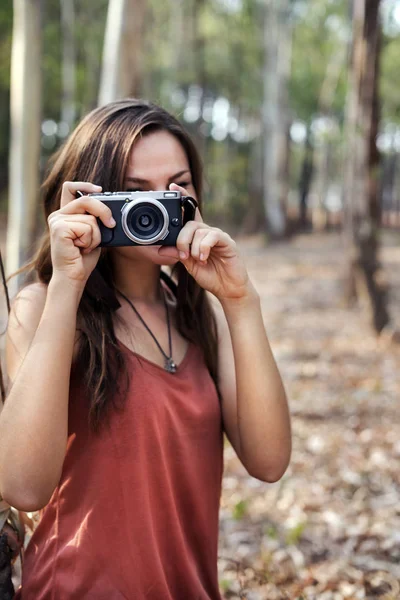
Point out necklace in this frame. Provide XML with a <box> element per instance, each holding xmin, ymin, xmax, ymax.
<box><xmin>117</xmin><ymin>284</ymin><xmax>177</xmax><ymax>374</ymax></box>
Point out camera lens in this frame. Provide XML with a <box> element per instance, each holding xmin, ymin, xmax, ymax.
<box><xmin>139</xmin><ymin>215</ymin><xmax>151</xmax><ymax>228</ymax></box>
<box><xmin>121</xmin><ymin>199</ymin><xmax>169</xmax><ymax>245</ymax></box>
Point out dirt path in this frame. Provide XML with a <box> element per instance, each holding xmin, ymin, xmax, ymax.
<box><xmin>218</xmin><ymin>231</ymin><xmax>400</xmax><ymax>600</ymax></box>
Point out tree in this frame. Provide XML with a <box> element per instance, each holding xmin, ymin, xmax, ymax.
<box><xmin>290</xmin><ymin>0</ymin><xmax>348</xmax><ymax>230</ymax></box>
<box><xmin>6</xmin><ymin>0</ymin><xmax>41</xmax><ymax>290</ymax></box>
<box><xmin>98</xmin><ymin>0</ymin><xmax>146</xmax><ymax>105</ymax></box>
<box><xmin>262</xmin><ymin>0</ymin><xmax>293</xmax><ymax>237</ymax></box>
<box><xmin>342</xmin><ymin>0</ymin><xmax>389</xmax><ymax>332</ymax></box>
<box><xmin>60</xmin><ymin>0</ymin><xmax>76</xmax><ymax>131</ymax></box>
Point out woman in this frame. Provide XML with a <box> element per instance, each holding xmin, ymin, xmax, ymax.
<box><xmin>0</xmin><ymin>99</ymin><xmax>291</xmax><ymax>599</ymax></box>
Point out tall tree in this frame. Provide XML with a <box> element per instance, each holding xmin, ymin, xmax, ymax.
<box><xmin>98</xmin><ymin>0</ymin><xmax>146</xmax><ymax>105</ymax></box>
<box><xmin>342</xmin><ymin>0</ymin><xmax>389</xmax><ymax>332</ymax></box>
<box><xmin>262</xmin><ymin>0</ymin><xmax>293</xmax><ymax>237</ymax></box>
<box><xmin>60</xmin><ymin>0</ymin><xmax>76</xmax><ymax>131</ymax></box>
<box><xmin>7</xmin><ymin>0</ymin><xmax>41</xmax><ymax>290</ymax></box>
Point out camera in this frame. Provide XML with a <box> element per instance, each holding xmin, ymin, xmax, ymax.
<box><xmin>86</xmin><ymin>190</ymin><xmax>197</xmax><ymax>247</ymax></box>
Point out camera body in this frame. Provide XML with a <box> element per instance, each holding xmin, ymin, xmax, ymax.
<box><xmin>87</xmin><ymin>190</ymin><xmax>197</xmax><ymax>247</ymax></box>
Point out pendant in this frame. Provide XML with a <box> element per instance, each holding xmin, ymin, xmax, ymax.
<box><xmin>165</xmin><ymin>357</ymin><xmax>177</xmax><ymax>373</ymax></box>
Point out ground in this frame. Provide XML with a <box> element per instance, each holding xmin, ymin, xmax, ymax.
<box><xmin>4</xmin><ymin>229</ymin><xmax>400</xmax><ymax>598</ymax></box>
<box><xmin>217</xmin><ymin>230</ymin><xmax>400</xmax><ymax>600</ymax></box>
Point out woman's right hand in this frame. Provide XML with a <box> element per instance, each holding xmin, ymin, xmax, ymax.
<box><xmin>47</xmin><ymin>181</ymin><xmax>116</xmax><ymax>288</ymax></box>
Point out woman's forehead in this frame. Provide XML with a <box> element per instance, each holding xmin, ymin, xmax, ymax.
<box><xmin>129</xmin><ymin>131</ymin><xmax>188</xmax><ymax>169</ymax></box>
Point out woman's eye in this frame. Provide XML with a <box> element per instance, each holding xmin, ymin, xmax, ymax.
<box><xmin>177</xmin><ymin>182</ymin><xmax>190</xmax><ymax>188</ymax></box>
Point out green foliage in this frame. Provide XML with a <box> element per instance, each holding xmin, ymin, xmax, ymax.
<box><xmin>290</xmin><ymin>0</ymin><xmax>348</xmax><ymax>122</ymax></box>
<box><xmin>232</xmin><ymin>499</ymin><xmax>248</xmax><ymax>520</ymax></box>
<box><xmin>285</xmin><ymin>521</ymin><xmax>306</xmax><ymax>545</ymax></box>
<box><xmin>2</xmin><ymin>0</ymin><xmax>400</xmax><ymax>226</ymax></box>
<box><xmin>218</xmin><ymin>578</ymin><xmax>232</xmax><ymax>592</ymax></box>
<box><xmin>0</xmin><ymin>0</ymin><xmax>12</xmax><ymax>89</ymax></box>
<box><xmin>265</xmin><ymin>524</ymin><xmax>278</xmax><ymax>539</ymax></box>
<box><xmin>381</xmin><ymin>33</ymin><xmax>400</xmax><ymax>123</ymax></box>
<box><xmin>0</xmin><ymin>0</ymin><xmax>12</xmax><ymax>191</ymax></box>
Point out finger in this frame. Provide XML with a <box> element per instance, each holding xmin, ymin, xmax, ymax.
<box><xmin>52</xmin><ymin>220</ymin><xmax>93</xmax><ymax>249</ymax></box>
<box><xmin>157</xmin><ymin>246</ymin><xmax>180</xmax><ymax>259</ymax></box>
<box><xmin>194</xmin><ymin>207</ymin><xmax>203</xmax><ymax>223</ymax></box>
<box><xmin>169</xmin><ymin>182</ymin><xmax>189</xmax><ymax>196</ymax></box>
<box><xmin>176</xmin><ymin>221</ymin><xmax>210</xmax><ymax>260</ymax></box>
<box><xmin>190</xmin><ymin>228</ymin><xmax>210</xmax><ymax>261</ymax></box>
<box><xmin>169</xmin><ymin>182</ymin><xmax>203</xmax><ymax>223</ymax></box>
<box><xmin>51</xmin><ymin>213</ymin><xmax>99</xmax><ymax>227</ymax></box>
<box><xmin>57</xmin><ymin>197</ymin><xmax>115</xmax><ymax>228</ymax></box>
<box><xmin>197</xmin><ymin>230</ymin><xmax>224</xmax><ymax>261</ymax></box>
<box><xmin>72</xmin><ymin>222</ymin><xmax>93</xmax><ymax>249</ymax></box>
<box><xmin>60</xmin><ymin>181</ymin><xmax>102</xmax><ymax>208</ymax></box>
<box><xmin>63</xmin><ymin>217</ymin><xmax>101</xmax><ymax>251</ymax></box>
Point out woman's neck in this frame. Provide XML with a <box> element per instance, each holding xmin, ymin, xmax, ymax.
<box><xmin>111</xmin><ymin>254</ymin><xmax>162</xmax><ymax>303</ymax></box>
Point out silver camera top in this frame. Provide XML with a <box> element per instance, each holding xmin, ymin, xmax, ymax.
<box><xmin>94</xmin><ymin>190</ymin><xmax>181</xmax><ymax>200</ymax></box>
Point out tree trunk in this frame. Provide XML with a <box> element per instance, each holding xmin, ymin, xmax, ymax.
<box><xmin>60</xmin><ymin>0</ymin><xmax>76</xmax><ymax>131</ymax></box>
<box><xmin>298</xmin><ymin>127</ymin><xmax>313</xmax><ymax>229</ymax></box>
<box><xmin>311</xmin><ymin>133</ymin><xmax>331</xmax><ymax>232</ymax></box>
<box><xmin>380</xmin><ymin>150</ymin><xmax>397</xmax><ymax>228</ymax></box>
<box><xmin>262</xmin><ymin>0</ymin><xmax>292</xmax><ymax>238</ymax></box>
<box><xmin>7</xmin><ymin>0</ymin><xmax>41</xmax><ymax>292</ymax></box>
<box><xmin>192</xmin><ymin>0</ymin><xmax>207</xmax><ymax>159</ymax></box>
<box><xmin>305</xmin><ymin>41</ymin><xmax>346</xmax><ymax>232</ymax></box>
<box><xmin>242</xmin><ymin>138</ymin><xmax>266</xmax><ymax>235</ymax></box>
<box><xmin>98</xmin><ymin>0</ymin><xmax>146</xmax><ymax>106</ymax></box>
<box><xmin>343</xmin><ymin>0</ymin><xmax>389</xmax><ymax>333</ymax></box>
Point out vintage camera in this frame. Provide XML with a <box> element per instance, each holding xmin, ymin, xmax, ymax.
<box><xmin>87</xmin><ymin>190</ymin><xmax>197</xmax><ymax>247</ymax></box>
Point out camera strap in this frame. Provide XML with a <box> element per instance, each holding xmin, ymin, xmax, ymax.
<box><xmin>182</xmin><ymin>196</ymin><xmax>198</xmax><ymax>225</ymax></box>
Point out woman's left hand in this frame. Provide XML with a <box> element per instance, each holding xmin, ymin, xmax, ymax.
<box><xmin>158</xmin><ymin>184</ymin><xmax>254</xmax><ymax>302</ymax></box>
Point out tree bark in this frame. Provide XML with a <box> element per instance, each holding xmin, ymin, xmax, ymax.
<box><xmin>262</xmin><ymin>0</ymin><xmax>292</xmax><ymax>238</ymax></box>
<box><xmin>192</xmin><ymin>0</ymin><xmax>207</xmax><ymax>159</ymax></box>
<box><xmin>298</xmin><ymin>127</ymin><xmax>313</xmax><ymax>229</ymax></box>
<box><xmin>60</xmin><ymin>0</ymin><xmax>76</xmax><ymax>131</ymax></box>
<box><xmin>242</xmin><ymin>138</ymin><xmax>267</xmax><ymax>235</ymax></box>
<box><xmin>7</xmin><ymin>0</ymin><xmax>42</xmax><ymax>291</ymax></box>
<box><xmin>98</xmin><ymin>0</ymin><xmax>146</xmax><ymax>105</ymax></box>
<box><xmin>343</xmin><ymin>0</ymin><xmax>389</xmax><ymax>333</ymax></box>
<box><xmin>305</xmin><ymin>41</ymin><xmax>346</xmax><ymax>232</ymax></box>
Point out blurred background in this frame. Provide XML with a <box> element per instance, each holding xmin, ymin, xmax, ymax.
<box><xmin>2</xmin><ymin>0</ymin><xmax>400</xmax><ymax>598</ymax></box>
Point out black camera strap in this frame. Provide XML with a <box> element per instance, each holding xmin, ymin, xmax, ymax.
<box><xmin>182</xmin><ymin>196</ymin><xmax>198</xmax><ymax>224</ymax></box>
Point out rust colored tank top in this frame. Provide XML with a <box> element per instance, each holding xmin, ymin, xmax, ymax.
<box><xmin>15</xmin><ymin>341</ymin><xmax>224</xmax><ymax>599</ymax></box>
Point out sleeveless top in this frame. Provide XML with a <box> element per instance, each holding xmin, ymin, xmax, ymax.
<box><xmin>14</xmin><ymin>341</ymin><xmax>224</xmax><ymax>599</ymax></box>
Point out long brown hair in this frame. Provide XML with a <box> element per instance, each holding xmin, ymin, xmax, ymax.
<box><xmin>22</xmin><ymin>99</ymin><xmax>219</xmax><ymax>431</ymax></box>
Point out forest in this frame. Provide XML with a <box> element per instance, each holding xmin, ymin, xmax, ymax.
<box><xmin>1</xmin><ymin>0</ymin><xmax>400</xmax><ymax>599</ymax></box>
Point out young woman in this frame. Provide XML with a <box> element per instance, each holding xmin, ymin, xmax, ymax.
<box><xmin>0</xmin><ymin>99</ymin><xmax>291</xmax><ymax>599</ymax></box>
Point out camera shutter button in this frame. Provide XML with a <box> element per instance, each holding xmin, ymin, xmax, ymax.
<box><xmin>171</xmin><ymin>218</ymin><xmax>180</xmax><ymax>227</ymax></box>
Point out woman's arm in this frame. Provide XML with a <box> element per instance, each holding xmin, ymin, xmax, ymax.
<box><xmin>158</xmin><ymin>183</ymin><xmax>291</xmax><ymax>483</ymax></box>
<box><xmin>215</xmin><ymin>289</ymin><xmax>291</xmax><ymax>482</ymax></box>
<box><xmin>0</xmin><ymin>181</ymin><xmax>115</xmax><ymax>511</ymax></box>
<box><xmin>0</xmin><ymin>279</ymin><xmax>82</xmax><ymax>511</ymax></box>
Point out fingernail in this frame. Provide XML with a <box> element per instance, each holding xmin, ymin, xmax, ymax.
<box><xmin>108</xmin><ymin>218</ymin><xmax>116</xmax><ymax>227</ymax></box>
<box><xmin>200</xmin><ymin>253</ymin><xmax>205</xmax><ymax>261</ymax></box>
<box><xmin>94</xmin><ymin>184</ymin><xmax>102</xmax><ymax>189</ymax></box>
<box><xmin>179</xmin><ymin>251</ymin><xmax>187</xmax><ymax>260</ymax></box>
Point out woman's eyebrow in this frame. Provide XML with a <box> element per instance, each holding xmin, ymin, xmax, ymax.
<box><xmin>124</xmin><ymin>170</ymin><xmax>191</xmax><ymax>184</ymax></box>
